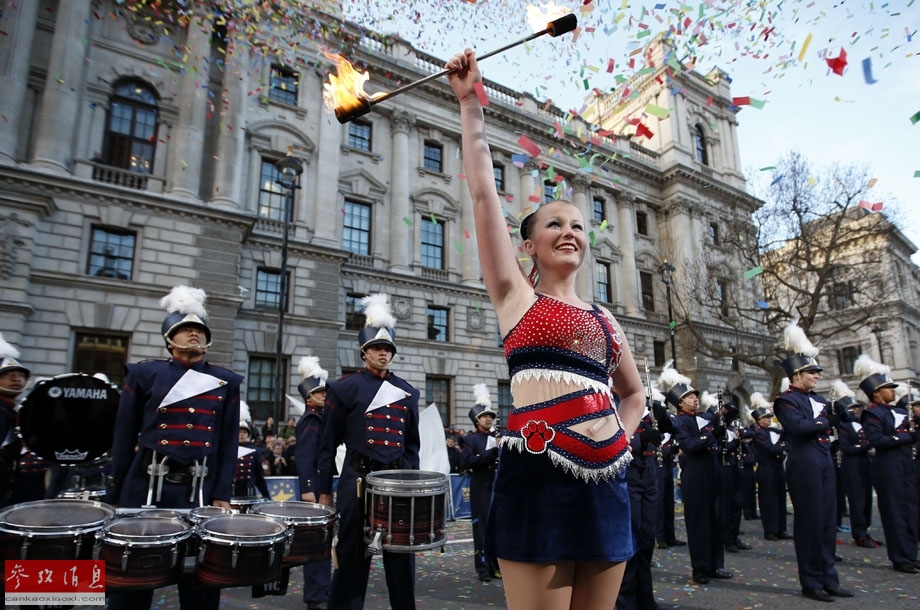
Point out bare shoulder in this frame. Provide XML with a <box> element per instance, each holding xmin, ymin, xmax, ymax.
<box><xmin>492</xmin><ymin>286</ymin><xmax>537</xmax><ymax>337</ymax></box>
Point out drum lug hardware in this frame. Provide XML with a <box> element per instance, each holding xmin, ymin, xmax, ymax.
<box><xmin>268</xmin><ymin>544</ymin><xmax>276</xmax><ymax>566</ymax></box>
<box><xmin>121</xmin><ymin>544</ymin><xmax>132</xmax><ymax>572</ymax></box>
<box><xmin>92</xmin><ymin>534</ymin><xmax>102</xmax><ymax>560</ymax></box>
<box><xmin>198</xmin><ymin>542</ymin><xmax>207</xmax><ymax>565</ymax></box>
<box><xmin>170</xmin><ymin>542</ymin><xmax>179</xmax><ymax>568</ymax></box>
<box><xmin>283</xmin><ymin>529</ymin><xmax>292</xmax><ymax>559</ymax></box>
<box><xmin>21</xmin><ymin>533</ymin><xmax>31</xmax><ymax>560</ymax></box>
<box><xmin>74</xmin><ymin>532</ymin><xmax>83</xmax><ymax>559</ymax></box>
<box><xmin>231</xmin><ymin>541</ymin><xmax>239</xmax><ymax>569</ymax></box>
<box><xmin>367</xmin><ymin>529</ymin><xmax>383</xmax><ymax>556</ymax></box>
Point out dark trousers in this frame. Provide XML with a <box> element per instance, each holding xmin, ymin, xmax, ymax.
<box><xmin>785</xmin><ymin>450</ymin><xmax>840</xmax><ymax>590</ymax></box>
<box><xmin>871</xmin><ymin>450</ymin><xmax>919</xmax><ymax>565</ymax></box>
<box><xmin>301</xmin><ymin>556</ymin><xmax>332</xmax><ymax>606</ymax></box>
<box><xmin>756</xmin><ymin>460</ymin><xmax>787</xmax><ymax>536</ymax></box>
<box><xmin>329</xmin><ymin>474</ymin><xmax>416</xmax><ymax>610</ymax></box>
<box><xmin>469</xmin><ymin>470</ymin><xmax>497</xmax><ymax>577</ymax></box>
<box><xmin>681</xmin><ymin>455</ymin><xmax>723</xmax><ymax>573</ymax></box>
<box><xmin>656</xmin><ymin>458</ymin><xmax>677</xmax><ymax>545</ymax></box>
<box><xmin>106</xmin><ymin>579</ymin><xmax>219</xmax><ymax>610</ymax></box>
<box><xmin>835</xmin><ymin>457</ymin><xmax>847</xmax><ymax>526</ymax></box>
<box><xmin>616</xmin><ymin>458</ymin><xmax>659</xmax><ymax>610</ymax></box>
<box><xmin>720</xmin><ymin>462</ymin><xmax>743</xmax><ymax>545</ymax></box>
<box><xmin>842</xmin><ymin>454</ymin><xmax>873</xmax><ymax>540</ymax></box>
<box><xmin>741</xmin><ymin>463</ymin><xmax>757</xmax><ymax>518</ymax></box>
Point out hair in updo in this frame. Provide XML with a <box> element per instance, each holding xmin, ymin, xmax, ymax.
<box><xmin>519</xmin><ymin>200</ymin><xmax>577</xmax><ymax>241</ymax></box>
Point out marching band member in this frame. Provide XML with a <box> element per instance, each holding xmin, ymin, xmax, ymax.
<box><xmin>857</xmin><ymin>354</ymin><xmax>920</xmax><ymax>574</ymax></box>
<box><xmin>661</xmin><ymin>365</ymin><xmax>732</xmax><ymax>585</ymax></box>
<box><xmin>233</xmin><ymin>401</ymin><xmax>270</xmax><ymax>500</ymax></box>
<box><xmin>315</xmin><ymin>294</ymin><xmax>421</xmax><ymax>610</ymax></box>
<box><xmin>833</xmin><ymin>379</ymin><xmax>878</xmax><ymax>549</ymax></box>
<box><xmin>772</xmin><ymin>321</ymin><xmax>853</xmax><ymax>602</ymax></box>
<box><xmin>0</xmin><ymin>333</ymin><xmax>29</xmax><ymax>507</ymax></box>
<box><xmin>718</xmin><ymin>400</ymin><xmax>751</xmax><ymax>554</ymax></box>
<box><xmin>750</xmin><ymin>393</ymin><xmax>790</xmax><ymax>542</ymax></box>
<box><xmin>295</xmin><ymin>355</ymin><xmax>332</xmax><ymax>610</ymax></box>
<box><xmin>653</xmin><ymin>387</ymin><xmax>685</xmax><ymax>550</ymax></box>
<box><xmin>107</xmin><ymin>286</ymin><xmax>242</xmax><ymax>610</ymax></box>
<box><xmin>459</xmin><ymin>383</ymin><xmax>501</xmax><ymax>583</ymax></box>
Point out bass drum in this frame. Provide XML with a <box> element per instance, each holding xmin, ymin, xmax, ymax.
<box><xmin>18</xmin><ymin>373</ymin><xmax>119</xmax><ymax>464</ymax></box>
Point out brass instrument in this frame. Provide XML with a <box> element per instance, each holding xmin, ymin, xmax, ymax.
<box><xmin>718</xmin><ymin>387</ymin><xmax>728</xmax><ymax>466</ymax></box>
<box><xmin>828</xmin><ymin>385</ymin><xmax>842</xmax><ymax>468</ymax></box>
<box><xmin>643</xmin><ymin>359</ymin><xmax>663</xmax><ymax>467</ymax></box>
<box><xmin>910</xmin><ymin>402</ymin><xmax>917</xmax><ymax>461</ymax></box>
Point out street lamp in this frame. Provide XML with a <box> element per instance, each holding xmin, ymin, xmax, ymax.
<box><xmin>273</xmin><ymin>155</ymin><xmax>303</xmax><ymax>428</ymax></box>
<box><xmin>871</xmin><ymin>326</ymin><xmax>884</xmax><ymax>364</ymax></box>
<box><xmin>658</xmin><ymin>260</ymin><xmax>677</xmax><ymax>371</ymax></box>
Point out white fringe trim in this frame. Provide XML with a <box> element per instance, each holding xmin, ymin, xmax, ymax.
<box><xmin>499</xmin><ymin>436</ymin><xmax>632</xmax><ymax>483</ymax></box>
<box><xmin>510</xmin><ymin>369</ymin><xmax>610</xmax><ymax>397</ymax></box>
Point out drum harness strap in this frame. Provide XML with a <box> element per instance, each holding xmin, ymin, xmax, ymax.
<box><xmin>143</xmin><ymin>450</ymin><xmax>209</xmax><ymax>507</ymax></box>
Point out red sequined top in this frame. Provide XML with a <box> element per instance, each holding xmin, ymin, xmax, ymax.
<box><xmin>500</xmin><ymin>295</ymin><xmax>631</xmax><ymax>481</ymax></box>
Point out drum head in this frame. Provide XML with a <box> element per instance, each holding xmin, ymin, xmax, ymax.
<box><xmin>365</xmin><ymin>470</ymin><xmax>449</xmax><ymax>494</ymax></box>
<box><xmin>0</xmin><ymin>499</ymin><xmax>115</xmax><ymax>533</ymax></box>
<box><xmin>105</xmin><ymin>517</ymin><xmax>189</xmax><ymax>540</ymax></box>
<box><xmin>19</xmin><ymin>373</ymin><xmax>119</xmax><ymax>464</ymax></box>
<box><xmin>199</xmin><ymin>514</ymin><xmax>287</xmax><ymax>539</ymax></box>
<box><xmin>189</xmin><ymin>506</ymin><xmax>231</xmax><ymax>523</ymax></box>
<box><xmin>139</xmin><ymin>509</ymin><xmax>184</xmax><ymax>521</ymax></box>
<box><xmin>252</xmin><ymin>501</ymin><xmax>335</xmax><ymax>524</ymax></box>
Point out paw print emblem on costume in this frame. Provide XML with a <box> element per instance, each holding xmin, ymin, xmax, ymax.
<box><xmin>522</xmin><ymin>420</ymin><xmax>555</xmax><ymax>454</ymax></box>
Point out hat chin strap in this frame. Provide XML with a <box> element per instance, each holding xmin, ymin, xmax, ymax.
<box><xmin>0</xmin><ymin>384</ymin><xmax>23</xmax><ymax>397</ymax></box>
<box><xmin>167</xmin><ymin>337</ymin><xmax>213</xmax><ymax>351</ymax></box>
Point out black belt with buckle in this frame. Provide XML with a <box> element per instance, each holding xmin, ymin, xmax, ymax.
<box><xmin>352</xmin><ymin>453</ymin><xmax>401</xmax><ymax>475</ymax></box>
<box><xmin>142</xmin><ymin>450</ymin><xmax>195</xmax><ymax>485</ymax></box>
<box><xmin>164</xmin><ymin>472</ymin><xmax>192</xmax><ymax>485</ymax></box>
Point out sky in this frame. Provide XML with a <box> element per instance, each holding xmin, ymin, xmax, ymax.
<box><xmin>332</xmin><ymin>0</ymin><xmax>919</xmax><ymax>261</ymax></box>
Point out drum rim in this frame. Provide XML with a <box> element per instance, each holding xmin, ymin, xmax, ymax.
<box><xmin>101</xmin><ymin>517</ymin><xmax>192</xmax><ymax>545</ymax></box>
<box><xmin>0</xmin><ymin>499</ymin><xmax>115</xmax><ymax>533</ymax></box>
<box><xmin>251</xmin><ymin>501</ymin><xmax>336</xmax><ymax>524</ymax></box>
<box><xmin>364</xmin><ymin>469</ymin><xmax>450</xmax><ymax>493</ymax></box>
<box><xmin>197</xmin><ymin>514</ymin><xmax>289</xmax><ymax>544</ymax></box>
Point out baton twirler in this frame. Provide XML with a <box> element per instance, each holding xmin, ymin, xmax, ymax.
<box><xmin>327</xmin><ymin>13</ymin><xmax>578</xmax><ymax>124</ymax></box>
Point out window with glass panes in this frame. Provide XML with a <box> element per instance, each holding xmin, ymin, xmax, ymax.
<box><xmin>257</xmin><ymin>159</ymin><xmax>290</xmax><ymax>221</ymax></box>
<box><xmin>425</xmin><ymin>376</ymin><xmax>451</xmax><ymax>422</ymax></box>
<box><xmin>596</xmin><ymin>263</ymin><xmax>613</xmax><ymax>303</ymax></box>
<box><xmin>543</xmin><ymin>181</ymin><xmax>557</xmax><ymax>202</ymax></box>
<box><xmin>497</xmin><ymin>381</ymin><xmax>512</xmax><ymax>431</ymax></box>
<box><xmin>493</xmin><ymin>164</ymin><xmax>505</xmax><ymax>191</ymax></box>
<box><xmin>269</xmin><ymin>64</ymin><xmax>298</xmax><ymax>105</ymax></box>
<box><xmin>421</xmin><ymin>217</ymin><xmax>444</xmax><ymax>269</ymax></box>
<box><xmin>636</xmin><ymin>210</ymin><xmax>649</xmax><ymax>236</ymax></box>
<box><xmin>423</xmin><ymin>141</ymin><xmax>443</xmax><ymax>172</ymax></box>
<box><xmin>345</xmin><ymin>293</ymin><xmax>367</xmax><ymax>331</ymax></box>
<box><xmin>694</xmin><ymin>124</ymin><xmax>708</xmax><ymax>165</ymax></box>
<box><xmin>105</xmin><ymin>82</ymin><xmax>158</xmax><ymax>173</ymax></box>
<box><xmin>72</xmin><ymin>332</ymin><xmax>130</xmax><ymax>387</ymax></box>
<box><xmin>709</xmin><ymin>222</ymin><xmax>720</xmax><ymax>245</ymax></box>
<box><xmin>717</xmin><ymin>280</ymin><xmax>730</xmax><ymax>316</ymax></box>
<box><xmin>838</xmin><ymin>346</ymin><xmax>860</xmax><ymax>378</ymax></box>
<box><xmin>653</xmin><ymin>341</ymin><xmax>666</xmax><ymax>367</ymax></box>
<box><xmin>247</xmin><ymin>356</ymin><xmax>282</xmax><ymax>422</ymax></box>
<box><xmin>593</xmin><ymin>197</ymin><xmax>606</xmax><ymax>224</ymax></box>
<box><xmin>343</xmin><ymin>200</ymin><xmax>371</xmax><ymax>255</ymax></box>
<box><xmin>87</xmin><ymin>227</ymin><xmax>135</xmax><ymax>279</ymax></box>
<box><xmin>348</xmin><ymin>120</ymin><xmax>372</xmax><ymax>151</ymax></box>
<box><xmin>255</xmin><ymin>268</ymin><xmax>287</xmax><ymax>312</ymax></box>
<box><xmin>640</xmin><ymin>271</ymin><xmax>655</xmax><ymax>312</ymax></box>
<box><xmin>426</xmin><ymin>307</ymin><xmax>448</xmax><ymax>342</ymax></box>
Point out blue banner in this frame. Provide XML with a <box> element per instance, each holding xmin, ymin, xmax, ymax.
<box><xmin>266</xmin><ymin>476</ymin><xmax>299</xmax><ymax>501</ymax></box>
<box><xmin>450</xmin><ymin>473</ymin><xmax>470</xmax><ymax>520</ymax></box>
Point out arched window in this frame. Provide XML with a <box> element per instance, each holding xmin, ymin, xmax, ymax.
<box><xmin>105</xmin><ymin>81</ymin><xmax>158</xmax><ymax>174</ymax></box>
<box><xmin>694</xmin><ymin>124</ymin><xmax>708</xmax><ymax>166</ymax></box>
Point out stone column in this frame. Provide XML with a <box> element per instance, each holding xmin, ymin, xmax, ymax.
<box><xmin>168</xmin><ymin>3</ymin><xmax>212</xmax><ymax>199</ymax></box>
<box><xmin>388</xmin><ymin>111</ymin><xmax>413</xmax><ymax>274</ymax></box>
<box><xmin>571</xmin><ymin>175</ymin><xmax>593</xmax><ymax>301</ymax></box>
<box><xmin>312</xmin><ymin>90</ymin><xmax>345</xmax><ymax>247</ymax></box>
<box><xmin>0</xmin><ymin>1</ymin><xmax>39</xmax><ymax>163</ymax></box>
<box><xmin>617</xmin><ymin>192</ymin><xmax>640</xmax><ymax>315</ymax></box>
<box><xmin>210</xmin><ymin>42</ymin><xmax>250</xmax><ymax>210</ymax></box>
<box><xmin>30</xmin><ymin>0</ymin><xmax>92</xmax><ymax>171</ymax></box>
<box><xmin>519</xmin><ymin>161</ymin><xmax>538</xmax><ymax>220</ymax></box>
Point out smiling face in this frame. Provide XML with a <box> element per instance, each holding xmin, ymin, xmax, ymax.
<box><xmin>523</xmin><ymin>201</ymin><xmax>587</xmax><ymax>274</ymax></box>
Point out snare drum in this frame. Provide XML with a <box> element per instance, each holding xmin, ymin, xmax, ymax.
<box><xmin>364</xmin><ymin>470</ymin><xmax>448</xmax><ymax>553</ymax></box>
<box><xmin>229</xmin><ymin>495</ymin><xmax>267</xmax><ymax>513</ymax></box>
<box><xmin>186</xmin><ymin>506</ymin><xmax>232</xmax><ymax>556</ymax></box>
<box><xmin>251</xmin><ymin>501</ymin><xmax>337</xmax><ymax>566</ymax></box>
<box><xmin>94</xmin><ymin>516</ymin><xmax>192</xmax><ymax>591</ymax></box>
<box><xmin>139</xmin><ymin>509</ymin><xmax>185</xmax><ymax>521</ymax></box>
<box><xmin>18</xmin><ymin>373</ymin><xmax>119</xmax><ymax>464</ymax></box>
<box><xmin>194</xmin><ymin>513</ymin><xmax>290</xmax><ymax>587</ymax></box>
<box><xmin>0</xmin><ymin>499</ymin><xmax>115</xmax><ymax>560</ymax></box>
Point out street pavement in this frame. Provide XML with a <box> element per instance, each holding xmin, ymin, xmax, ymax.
<box><xmin>143</xmin><ymin>511</ymin><xmax>920</xmax><ymax>610</ymax></box>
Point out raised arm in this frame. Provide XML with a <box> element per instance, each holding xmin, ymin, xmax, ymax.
<box><xmin>446</xmin><ymin>50</ymin><xmax>533</xmax><ymax>327</ymax></box>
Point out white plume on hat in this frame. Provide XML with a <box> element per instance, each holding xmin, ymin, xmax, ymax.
<box><xmin>657</xmin><ymin>360</ymin><xmax>690</xmax><ymax>392</ymax></box>
<box><xmin>783</xmin><ymin>318</ymin><xmax>819</xmax><ymax>357</ymax></box>
<box><xmin>749</xmin><ymin>392</ymin><xmax>771</xmax><ymax>410</ymax></box>
<box><xmin>650</xmin><ymin>384</ymin><xmax>667</xmax><ymax>404</ymax></box>
<box><xmin>830</xmin><ymin>379</ymin><xmax>855</xmax><ymax>400</ymax></box>
<box><xmin>0</xmin><ymin>333</ymin><xmax>21</xmax><ymax>360</ymax></box>
<box><xmin>159</xmin><ymin>285</ymin><xmax>208</xmax><ymax>318</ymax></box>
<box><xmin>780</xmin><ymin>377</ymin><xmax>790</xmax><ymax>393</ymax></box>
<box><xmin>473</xmin><ymin>383</ymin><xmax>492</xmax><ymax>408</ymax></box>
<box><xmin>240</xmin><ymin>400</ymin><xmax>252</xmax><ymax>424</ymax></box>
<box><xmin>298</xmin><ymin>356</ymin><xmax>329</xmax><ymax>384</ymax></box>
<box><xmin>361</xmin><ymin>293</ymin><xmax>396</xmax><ymax>330</ymax></box>
<box><xmin>699</xmin><ymin>391</ymin><xmax>718</xmax><ymax>410</ymax></box>
<box><xmin>853</xmin><ymin>353</ymin><xmax>890</xmax><ymax>379</ymax></box>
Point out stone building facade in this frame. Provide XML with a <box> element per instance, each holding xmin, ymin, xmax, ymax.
<box><xmin>0</xmin><ymin>1</ymin><xmax>772</xmax><ymax>427</ymax></box>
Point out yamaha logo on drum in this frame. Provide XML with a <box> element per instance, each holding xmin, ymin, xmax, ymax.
<box><xmin>47</xmin><ymin>386</ymin><xmax>110</xmax><ymax>400</ymax></box>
